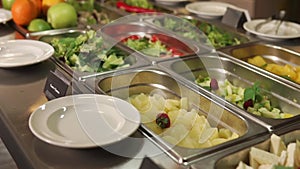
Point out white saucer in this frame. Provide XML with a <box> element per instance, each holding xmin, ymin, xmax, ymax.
<box><xmin>0</xmin><ymin>40</ymin><xmax>54</xmax><ymax>68</ymax></box>
<box><xmin>185</xmin><ymin>1</ymin><xmax>236</xmax><ymax>19</ymax></box>
<box><xmin>29</xmin><ymin>94</ymin><xmax>141</xmax><ymax>148</ymax></box>
<box><xmin>0</xmin><ymin>8</ymin><xmax>12</xmax><ymax>24</ymax></box>
<box><xmin>243</xmin><ymin>19</ymin><xmax>300</xmax><ymax>41</ymax></box>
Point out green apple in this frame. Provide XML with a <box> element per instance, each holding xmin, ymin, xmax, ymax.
<box><xmin>47</xmin><ymin>2</ymin><xmax>77</xmax><ymax>29</ymax></box>
<box><xmin>28</xmin><ymin>18</ymin><xmax>52</xmax><ymax>32</ymax></box>
<box><xmin>1</xmin><ymin>0</ymin><xmax>15</xmax><ymax>10</ymax></box>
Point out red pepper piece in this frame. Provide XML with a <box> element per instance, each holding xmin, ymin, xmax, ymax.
<box><xmin>150</xmin><ymin>35</ymin><xmax>158</xmax><ymax>42</ymax></box>
<box><xmin>129</xmin><ymin>35</ymin><xmax>140</xmax><ymax>40</ymax></box>
<box><xmin>167</xmin><ymin>47</ymin><xmax>184</xmax><ymax>57</ymax></box>
<box><xmin>156</xmin><ymin>113</ymin><xmax>170</xmax><ymax>129</ymax></box>
<box><xmin>116</xmin><ymin>1</ymin><xmax>156</xmax><ymax>13</ymax></box>
<box><xmin>121</xmin><ymin>35</ymin><xmax>140</xmax><ymax>42</ymax></box>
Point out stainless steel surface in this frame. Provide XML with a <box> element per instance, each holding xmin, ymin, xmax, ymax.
<box><xmin>158</xmin><ymin>55</ymin><xmax>300</xmax><ymax>129</ymax></box>
<box><xmin>86</xmin><ymin>68</ymin><xmax>269</xmax><ymax>165</ymax></box>
<box><xmin>0</xmin><ymin>138</ymin><xmax>18</xmax><ymax>169</ymax></box>
<box><xmin>220</xmin><ymin>42</ymin><xmax>300</xmax><ymax>90</ymax></box>
<box><xmin>215</xmin><ymin>126</ymin><xmax>300</xmax><ymax>169</ymax></box>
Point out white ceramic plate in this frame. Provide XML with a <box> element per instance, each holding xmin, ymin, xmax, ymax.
<box><xmin>0</xmin><ymin>8</ymin><xmax>12</xmax><ymax>24</ymax></box>
<box><xmin>29</xmin><ymin>94</ymin><xmax>141</xmax><ymax>148</ymax></box>
<box><xmin>243</xmin><ymin>19</ymin><xmax>300</xmax><ymax>40</ymax></box>
<box><xmin>155</xmin><ymin>0</ymin><xmax>188</xmax><ymax>5</ymax></box>
<box><xmin>0</xmin><ymin>40</ymin><xmax>54</xmax><ymax>68</ymax></box>
<box><xmin>185</xmin><ymin>1</ymin><xmax>236</xmax><ymax>19</ymax></box>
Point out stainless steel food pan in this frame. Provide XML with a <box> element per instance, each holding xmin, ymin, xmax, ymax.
<box><xmin>215</xmin><ymin>126</ymin><xmax>300</xmax><ymax>169</ymax></box>
<box><xmin>100</xmin><ymin>21</ymin><xmax>204</xmax><ymax>63</ymax></box>
<box><xmin>102</xmin><ymin>0</ymin><xmax>175</xmax><ymax>14</ymax></box>
<box><xmin>158</xmin><ymin>54</ymin><xmax>300</xmax><ymax>129</ymax></box>
<box><xmin>220</xmin><ymin>42</ymin><xmax>300</xmax><ymax>89</ymax></box>
<box><xmin>39</xmin><ymin>32</ymin><xmax>150</xmax><ymax>80</ymax></box>
<box><xmin>151</xmin><ymin>15</ymin><xmax>252</xmax><ymax>49</ymax></box>
<box><xmin>86</xmin><ymin>68</ymin><xmax>268</xmax><ymax>165</ymax></box>
<box><xmin>191</xmin><ymin>124</ymin><xmax>300</xmax><ymax>169</ymax></box>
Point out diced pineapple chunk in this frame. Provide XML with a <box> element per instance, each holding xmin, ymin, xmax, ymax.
<box><xmin>218</xmin><ymin>128</ymin><xmax>233</xmax><ymax>139</ymax></box>
<box><xmin>211</xmin><ymin>138</ymin><xmax>227</xmax><ymax>146</ymax></box>
<box><xmin>165</xmin><ymin>99</ymin><xmax>180</xmax><ymax>111</ymax></box>
<box><xmin>129</xmin><ymin>93</ymin><xmax>151</xmax><ymax>113</ymax></box>
<box><xmin>145</xmin><ymin>122</ymin><xmax>163</xmax><ymax>134</ymax></box>
<box><xmin>198</xmin><ymin>127</ymin><xmax>218</xmax><ymax>144</ymax></box>
<box><xmin>248</xmin><ymin>56</ymin><xmax>267</xmax><ymax>67</ymax></box>
<box><xmin>180</xmin><ymin>97</ymin><xmax>189</xmax><ymax>110</ymax></box>
<box><xmin>178</xmin><ymin>135</ymin><xmax>198</xmax><ymax>148</ymax></box>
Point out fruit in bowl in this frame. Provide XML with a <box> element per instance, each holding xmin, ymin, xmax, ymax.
<box><xmin>2</xmin><ymin>0</ymin><xmax>15</xmax><ymax>9</ymax></box>
<box><xmin>27</xmin><ymin>18</ymin><xmax>51</xmax><ymax>32</ymax></box>
<box><xmin>11</xmin><ymin>0</ymin><xmax>41</xmax><ymax>26</ymax></box>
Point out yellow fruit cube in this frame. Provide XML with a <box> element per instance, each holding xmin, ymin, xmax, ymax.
<box><xmin>248</xmin><ymin>55</ymin><xmax>267</xmax><ymax>67</ymax></box>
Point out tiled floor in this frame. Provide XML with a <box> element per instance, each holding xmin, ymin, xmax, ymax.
<box><xmin>0</xmin><ymin>138</ymin><xmax>18</xmax><ymax>169</ymax></box>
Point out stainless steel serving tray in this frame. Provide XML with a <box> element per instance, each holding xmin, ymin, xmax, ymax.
<box><xmin>100</xmin><ymin>21</ymin><xmax>205</xmax><ymax>63</ymax></box>
<box><xmin>220</xmin><ymin>42</ymin><xmax>300</xmax><ymax>90</ymax></box>
<box><xmin>214</xmin><ymin>125</ymin><xmax>300</xmax><ymax>169</ymax></box>
<box><xmin>151</xmin><ymin>15</ymin><xmax>253</xmax><ymax>49</ymax></box>
<box><xmin>190</xmin><ymin>123</ymin><xmax>300</xmax><ymax>169</ymax></box>
<box><xmin>158</xmin><ymin>54</ymin><xmax>300</xmax><ymax>130</ymax></box>
<box><xmin>38</xmin><ymin>31</ymin><xmax>150</xmax><ymax>80</ymax></box>
<box><xmin>102</xmin><ymin>0</ymin><xmax>175</xmax><ymax>14</ymax></box>
<box><xmin>83</xmin><ymin>67</ymin><xmax>268</xmax><ymax>165</ymax></box>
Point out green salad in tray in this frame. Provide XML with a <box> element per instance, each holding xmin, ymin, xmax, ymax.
<box><xmin>50</xmin><ymin>30</ymin><xmax>130</xmax><ymax>72</ymax></box>
<box><xmin>154</xmin><ymin>17</ymin><xmax>245</xmax><ymax>48</ymax></box>
<box><xmin>122</xmin><ymin>34</ymin><xmax>184</xmax><ymax>58</ymax></box>
<box><xmin>195</xmin><ymin>76</ymin><xmax>294</xmax><ymax>119</ymax></box>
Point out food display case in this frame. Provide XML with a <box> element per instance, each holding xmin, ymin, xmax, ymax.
<box><xmin>1</xmin><ymin>0</ymin><xmax>300</xmax><ymax>169</ymax></box>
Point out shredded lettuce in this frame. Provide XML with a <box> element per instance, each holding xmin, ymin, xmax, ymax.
<box><xmin>50</xmin><ymin>30</ymin><xmax>128</xmax><ymax>72</ymax></box>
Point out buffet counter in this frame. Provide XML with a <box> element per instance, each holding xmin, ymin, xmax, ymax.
<box><xmin>1</xmin><ymin>1</ymin><xmax>300</xmax><ymax>169</ymax></box>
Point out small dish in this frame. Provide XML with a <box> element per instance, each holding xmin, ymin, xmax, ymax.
<box><xmin>0</xmin><ymin>39</ymin><xmax>54</xmax><ymax>68</ymax></box>
<box><xmin>29</xmin><ymin>94</ymin><xmax>141</xmax><ymax>148</ymax></box>
<box><xmin>0</xmin><ymin>8</ymin><xmax>12</xmax><ymax>24</ymax></box>
<box><xmin>185</xmin><ymin>1</ymin><xmax>236</xmax><ymax>19</ymax></box>
<box><xmin>243</xmin><ymin>19</ymin><xmax>300</xmax><ymax>41</ymax></box>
